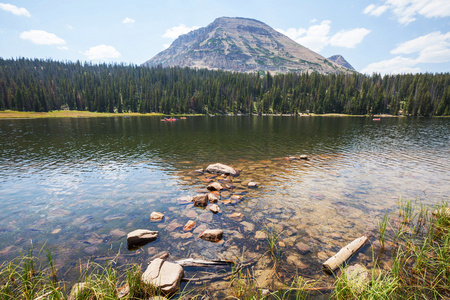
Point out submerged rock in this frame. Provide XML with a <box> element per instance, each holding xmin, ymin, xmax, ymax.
<box><xmin>205</xmin><ymin>163</ymin><xmax>239</xmax><ymax>176</ymax></box>
<box><xmin>295</xmin><ymin>242</ymin><xmax>312</xmax><ymax>254</ymax></box>
<box><xmin>150</xmin><ymin>212</ymin><xmax>165</xmax><ymax>222</ymax></box>
<box><xmin>228</xmin><ymin>212</ymin><xmax>244</xmax><ymax>221</ymax></box>
<box><xmin>127</xmin><ymin>229</ymin><xmax>158</xmax><ymax>250</ymax></box>
<box><xmin>141</xmin><ymin>258</ymin><xmax>184</xmax><ymax>294</ymax></box>
<box><xmin>198</xmin><ymin>229</ymin><xmax>223</xmax><ymax>242</ymax></box>
<box><xmin>177</xmin><ymin>196</ymin><xmax>193</xmax><ymax>205</ymax></box>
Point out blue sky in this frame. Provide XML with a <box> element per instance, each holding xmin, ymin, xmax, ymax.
<box><xmin>0</xmin><ymin>0</ymin><xmax>449</xmax><ymax>74</ymax></box>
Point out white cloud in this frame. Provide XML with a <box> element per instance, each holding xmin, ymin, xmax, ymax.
<box><xmin>329</xmin><ymin>28</ymin><xmax>371</xmax><ymax>48</ymax></box>
<box><xmin>123</xmin><ymin>17</ymin><xmax>135</xmax><ymax>25</ymax></box>
<box><xmin>58</xmin><ymin>46</ymin><xmax>69</xmax><ymax>51</ymax></box>
<box><xmin>20</xmin><ymin>30</ymin><xmax>66</xmax><ymax>45</ymax></box>
<box><xmin>362</xmin><ymin>31</ymin><xmax>450</xmax><ymax>74</ymax></box>
<box><xmin>277</xmin><ymin>21</ymin><xmax>370</xmax><ymax>52</ymax></box>
<box><xmin>82</xmin><ymin>44</ymin><xmax>121</xmax><ymax>60</ymax></box>
<box><xmin>162</xmin><ymin>24</ymin><xmax>200</xmax><ymax>39</ymax></box>
<box><xmin>363</xmin><ymin>0</ymin><xmax>450</xmax><ymax>24</ymax></box>
<box><xmin>361</xmin><ymin>56</ymin><xmax>421</xmax><ymax>74</ymax></box>
<box><xmin>392</xmin><ymin>31</ymin><xmax>450</xmax><ymax>63</ymax></box>
<box><xmin>363</xmin><ymin>4</ymin><xmax>388</xmax><ymax>16</ymax></box>
<box><xmin>163</xmin><ymin>43</ymin><xmax>171</xmax><ymax>49</ymax></box>
<box><xmin>0</xmin><ymin>3</ymin><xmax>31</xmax><ymax>17</ymax></box>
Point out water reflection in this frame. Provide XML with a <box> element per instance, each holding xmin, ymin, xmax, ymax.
<box><xmin>0</xmin><ymin>116</ymin><xmax>449</xmax><ymax>293</ymax></box>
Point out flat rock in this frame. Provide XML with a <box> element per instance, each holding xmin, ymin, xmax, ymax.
<box><xmin>127</xmin><ymin>229</ymin><xmax>158</xmax><ymax>250</ymax></box>
<box><xmin>241</xmin><ymin>221</ymin><xmax>255</xmax><ymax>232</ymax></box>
<box><xmin>295</xmin><ymin>242</ymin><xmax>311</xmax><ymax>254</ymax></box>
<box><xmin>110</xmin><ymin>228</ymin><xmax>127</xmax><ymax>237</ymax></box>
<box><xmin>193</xmin><ymin>224</ymin><xmax>208</xmax><ymax>234</ymax></box>
<box><xmin>198</xmin><ymin>212</ymin><xmax>213</xmax><ymax>223</ymax></box>
<box><xmin>141</xmin><ymin>258</ymin><xmax>184</xmax><ymax>294</ymax></box>
<box><xmin>185</xmin><ymin>209</ymin><xmax>198</xmax><ymax>218</ymax></box>
<box><xmin>342</xmin><ymin>264</ymin><xmax>370</xmax><ymax>293</ymax></box>
<box><xmin>228</xmin><ymin>212</ymin><xmax>244</xmax><ymax>221</ymax></box>
<box><xmin>198</xmin><ymin>229</ymin><xmax>223</xmax><ymax>242</ymax></box>
<box><xmin>150</xmin><ymin>212</ymin><xmax>165</xmax><ymax>222</ymax></box>
<box><xmin>255</xmin><ymin>231</ymin><xmax>268</xmax><ymax>240</ymax></box>
<box><xmin>286</xmin><ymin>253</ymin><xmax>308</xmax><ymax>269</ymax></box>
<box><xmin>177</xmin><ymin>196</ymin><xmax>193</xmax><ymax>205</ymax></box>
<box><xmin>205</xmin><ymin>163</ymin><xmax>239</xmax><ymax>176</ymax></box>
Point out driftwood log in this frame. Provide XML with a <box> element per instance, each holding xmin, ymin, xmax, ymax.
<box><xmin>322</xmin><ymin>233</ymin><xmax>370</xmax><ymax>274</ymax></box>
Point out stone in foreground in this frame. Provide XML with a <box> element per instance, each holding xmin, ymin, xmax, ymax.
<box><xmin>198</xmin><ymin>229</ymin><xmax>223</xmax><ymax>242</ymax></box>
<box><xmin>205</xmin><ymin>163</ymin><xmax>239</xmax><ymax>176</ymax></box>
<box><xmin>141</xmin><ymin>258</ymin><xmax>184</xmax><ymax>294</ymax></box>
<box><xmin>207</xmin><ymin>182</ymin><xmax>223</xmax><ymax>191</ymax></box>
<box><xmin>127</xmin><ymin>229</ymin><xmax>158</xmax><ymax>250</ymax></box>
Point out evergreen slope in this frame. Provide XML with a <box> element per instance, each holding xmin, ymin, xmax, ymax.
<box><xmin>0</xmin><ymin>58</ymin><xmax>449</xmax><ymax>116</ymax></box>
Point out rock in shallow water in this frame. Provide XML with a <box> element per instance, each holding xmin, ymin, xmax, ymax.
<box><xmin>198</xmin><ymin>229</ymin><xmax>223</xmax><ymax>242</ymax></box>
<box><xmin>205</xmin><ymin>163</ymin><xmax>239</xmax><ymax>176</ymax></box>
<box><xmin>141</xmin><ymin>258</ymin><xmax>184</xmax><ymax>294</ymax></box>
<box><xmin>193</xmin><ymin>194</ymin><xmax>208</xmax><ymax>207</ymax></box>
<box><xmin>150</xmin><ymin>212</ymin><xmax>165</xmax><ymax>222</ymax></box>
<box><xmin>127</xmin><ymin>229</ymin><xmax>158</xmax><ymax>250</ymax></box>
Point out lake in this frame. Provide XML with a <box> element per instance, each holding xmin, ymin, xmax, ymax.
<box><xmin>0</xmin><ymin>115</ymin><xmax>449</xmax><ymax>295</ymax></box>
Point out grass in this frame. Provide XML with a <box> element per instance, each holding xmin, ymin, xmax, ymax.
<box><xmin>0</xmin><ymin>110</ymin><xmax>165</xmax><ymax>119</ymax></box>
<box><xmin>1</xmin><ymin>200</ymin><xmax>450</xmax><ymax>299</ymax></box>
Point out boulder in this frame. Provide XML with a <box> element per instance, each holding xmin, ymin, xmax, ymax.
<box><xmin>141</xmin><ymin>258</ymin><xmax>184</xmax><ymax>294</ymax></box>
<box><xmin>205</xmin><ymin>163</ymin><xmax>239</xmax><ymax>176</ymax></box>
<box><xmin>342</xmin><ymin>264</ymin><xmax>370</xmax><ymax>293</ymax></box>
<box><xmin>68</xmin><ymin>282</ymin><xmax>90</xmax><ymax>300</ymax></box>
<box><xmin>209</xmin><ymin>204</ymin><xmax>221</xmax><ymax>214</ymax></box>
<box><xmin>207</xmin><ymin>182</ymin><xmax>223</xmax><ymax>191</ymax></box>
<box><xmin>183</xmin><ymin>220</ymin><xmax>196</xmax><ymax>232</ymax></box>
<box><xmin>150</xmin><ymin>212</ymin><xmax>165</xmax><ymax>222</ymax></box>
<box><xmin>127</xmin><ymin>229</ymin><xmax>158</xmax><ymax>250</ymax></box>
<box><xmin>300</xmin><ymin>155</ymin><xmax>308</xmax><ymax>160</ymax></box>
<box><xmin>192</xmin><ymin>194</ymin><xmax>208</xmax><ymax>207</ymax></box>
<box><xmin>198</xmin><ymin>229</ymin><xmax>223</xmax><ymax>242</ymax></box>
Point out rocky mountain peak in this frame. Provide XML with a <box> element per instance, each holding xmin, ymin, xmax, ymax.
<box><xmin>143</xmin><ymin>17</ymin><xmax>354</xmax><ymax>74</ymax></box>
<box><xmin>327</xmin><ymin>55</ymin><xmax>355</xmax><ymax>71</ymax></box>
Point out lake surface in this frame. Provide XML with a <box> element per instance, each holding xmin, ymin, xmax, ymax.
<box><xmin>0</xmin><ymin>116</ymin><xmax>449</xmax><ymax>295</ymax></box>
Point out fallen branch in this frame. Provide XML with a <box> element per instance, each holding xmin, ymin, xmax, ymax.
<box><xmin>322</xmin><ymin>233</ymin><xmax>371</xmax><ymax>274</ymax></box>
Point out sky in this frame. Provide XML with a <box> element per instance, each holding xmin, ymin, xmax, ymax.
<box><xmin>0</xmin><ymin>0</ymin><xmax>449</xmax><ymax>74</ymax></box>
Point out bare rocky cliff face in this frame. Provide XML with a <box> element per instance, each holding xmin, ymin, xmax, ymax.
<box><xmin>327</xmin><ymin>55</ymin><xmax>356</xmax><ymax>71</ymax></box>
<box><xmin>143</xmin><ymin>17</ymin><xmax>354</xmax><ymax>74</ymax></box>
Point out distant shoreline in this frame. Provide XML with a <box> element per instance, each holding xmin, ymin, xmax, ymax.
<box><xmin>0</xmin><ymin>110</ymin><xmax>433</xmax><ymax>119</ymax></box>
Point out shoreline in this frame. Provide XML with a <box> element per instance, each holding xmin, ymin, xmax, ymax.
<box><xmin>0</xmin><ymin>110</ymin><xmax>410</xmax><ymax>119</ymax></box>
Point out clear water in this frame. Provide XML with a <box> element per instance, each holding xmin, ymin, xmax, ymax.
<box><xmin>0</xmin><ymin>116</ymin><xmax>449</xmax><ymax>294</ymax></box>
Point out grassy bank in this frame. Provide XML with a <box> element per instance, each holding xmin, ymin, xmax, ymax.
<box><xmin>0</xmin><ymin>110</ymin><xmax>167</xmax><ymax>119</ymax></box>
<box><xmin>1</xmin><ymin>200</ymin><xmax>449</xmax><ymax>299</ymax></box>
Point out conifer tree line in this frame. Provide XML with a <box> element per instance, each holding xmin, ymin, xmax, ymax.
<box><xmin>0</xmin><ymin>58</ymin><xmax>449</xmax><ymax>116</ymax></box>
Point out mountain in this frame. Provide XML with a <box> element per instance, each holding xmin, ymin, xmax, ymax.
<box><xmin>143</xmin><ymin>17</ymin><xmax>353</xmax><ymax>74</ymax></box>
<box><xmin>327</xmin><ymin>55</ymin><xmax>355</xmax><ymax>71</ymax></box>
